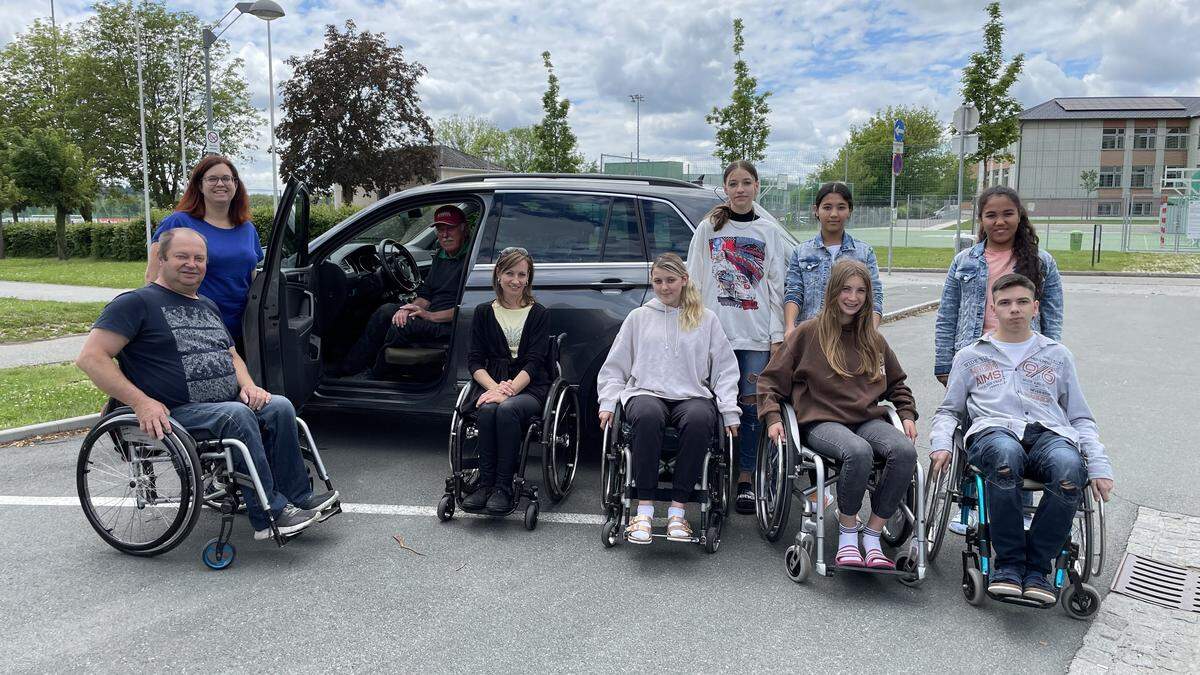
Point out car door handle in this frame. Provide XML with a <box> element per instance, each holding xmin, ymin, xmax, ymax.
<box><xmin>590</xmin><ymin>279</ymin><xmax>636</xmax><ymax>291</ymax></box>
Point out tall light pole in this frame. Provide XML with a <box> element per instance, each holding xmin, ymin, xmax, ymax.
<box><xmin>629</xmin><ymin>93</ymin><xmax>643</xmax><ymax>175</ymax></box>
<box><xmin>202</xmin><ymin>1</ymin><xmax>285</xmax><ymax>157</ymax></box>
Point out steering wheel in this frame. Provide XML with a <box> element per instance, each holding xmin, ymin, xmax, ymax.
<box><xmin>375</xmin><ymin>238</ymin><xmax>420</xmax><ymax>293</ymax></box>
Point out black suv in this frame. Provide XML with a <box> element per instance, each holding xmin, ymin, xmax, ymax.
<box><xmin>243</xmin><ymin>174</ymin><xmax>789</xmax><ymax>443</ymax></box>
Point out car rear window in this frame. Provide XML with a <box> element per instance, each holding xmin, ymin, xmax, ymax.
<box><xmin>487</xmin><ymin>193</ymin><xmax>646</xmax><ymax>264</ymax></box>
<box><xmin>641</xmin><ymin>199</ymin><xmax>695</xmax><ymax>260</ymax></box>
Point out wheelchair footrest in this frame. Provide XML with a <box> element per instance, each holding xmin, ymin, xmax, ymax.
<box><xmin>987</xmin><ymin>592</ymin><xmax>1056</xmax><ymax>609</ymax></box>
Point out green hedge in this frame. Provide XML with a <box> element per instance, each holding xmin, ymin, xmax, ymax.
<box><xmin>1</xmin><ymin>204</ymin><xmax>360</xmax><ymax>261</ymax></box>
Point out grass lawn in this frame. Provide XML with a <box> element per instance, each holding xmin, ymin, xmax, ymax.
<box><xmin>876</xmin><ymin>247</ymin><xmax>1200</xmax><ymax>273</ymax></box>
<box><xmin>0</xmin><ymin>362</ymin><xmax>104</xmax><ymax>430</ymax></box>
<box><xmin>0</xmin><ymin>297</ymin><xmax>105</xmax><ymax>343</ymax></box>
<box><xmin>0</xmin><ymin>257</ymin><xmax>143</xmax><ymax>289</ymax></box>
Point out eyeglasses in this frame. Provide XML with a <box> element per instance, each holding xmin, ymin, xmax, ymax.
<box><xmin>498</xmin><ymin>247</ymin><xmax>528</xmax><ymax>257</ymax></box>
<box><xmin>202</xmin><ymin>176</ymin><xmax>236</xmax><ymax>185</ymax></box>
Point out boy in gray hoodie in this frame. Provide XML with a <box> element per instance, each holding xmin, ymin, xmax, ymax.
<box><xmin>930</xmin><ymin>273</ymin><xmax>1114</xmax><ymax>604</ymax></box>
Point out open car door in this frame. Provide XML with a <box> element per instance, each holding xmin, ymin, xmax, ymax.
<box><xmin>243</xmin><ymin>178</ymin><xmax>321</xmax><ymax>409</ymax></box>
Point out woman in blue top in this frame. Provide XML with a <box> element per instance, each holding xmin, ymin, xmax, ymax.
<box><xmin>146</xmin><ymin>155</ymin><xmax>262</xmax><ymax>349</ymax></box>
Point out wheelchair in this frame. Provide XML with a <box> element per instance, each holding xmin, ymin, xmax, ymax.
<box><xmin>437</xmin><ymin>333</ymin><xmax>580</xmax><ymax>530</ymax></box>
<box><xmin>75</xmin><ymin>402</ymin><xmax>339</xmax><ymax>570</ymax></box>
<box><xmin>922</xmin><ymin>424</ymin><xmax>1105</xmax><ymax>620</ymax></box>
<box><xmin>598</xmin><ymin>397</ymin><xmax>735</xmax><ymax>553</ymax></box>
<box><xmin>755</xmin><ymin>401</ymin><xmax>927</xmax><ymax>585</ymax></box>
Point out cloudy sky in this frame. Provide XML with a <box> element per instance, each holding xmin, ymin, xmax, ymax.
<box><xmin>3</xmin><ymin>0</ymin><xmax>1198</xmax><ymax>191</ymax></box>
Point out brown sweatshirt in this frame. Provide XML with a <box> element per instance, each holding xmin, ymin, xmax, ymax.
<box><xmin>757</xmin><ymin>319</ymin><xmax>918</xmax><ymax>428</ymax></box>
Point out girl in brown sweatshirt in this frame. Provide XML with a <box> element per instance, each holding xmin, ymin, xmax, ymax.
<box><xmin>757</xmin><ymin>259</ymin><xmax>919</xmax><ymax>570</ymax></box>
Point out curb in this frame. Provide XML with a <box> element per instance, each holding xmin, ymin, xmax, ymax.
<box><xmin>882</xmin><ymin>300</ymin><xmax>939</xmax><ymax>324</ymax></box>
<box><xmin>0</xmin><ymin>413</ymin><xmax>99</xmax><ymax>444</ymax></box>
<box><xmin>889</xmin><ymin>267</ymin><xmax>1200</xmax><ymax>279</ymax></box>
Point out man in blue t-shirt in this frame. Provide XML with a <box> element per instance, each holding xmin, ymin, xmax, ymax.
<box><xmin>76</xmin><ymin>227</ymin><xmax>340</xmax><ymax>540</ymax></box>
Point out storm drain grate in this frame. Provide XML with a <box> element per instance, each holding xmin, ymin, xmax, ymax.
<box><xmin>1110</xmin><ymin>553</ymin><xmax>1200</xmax><ymax>612</ymax></box>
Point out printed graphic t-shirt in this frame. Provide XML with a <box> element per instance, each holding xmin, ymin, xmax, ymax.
<box><xmin>94</xmin><ymin>283</ymin><xmax>239</xmax><ymax>409</ymax></box>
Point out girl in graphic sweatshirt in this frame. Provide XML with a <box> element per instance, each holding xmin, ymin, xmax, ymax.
<box><xmin>686</xmin><ymin>160</ymin><xmax>791</xmax><ymax>515</ymax></box>
<box><xmin>598</xmin><ymin>253</ymin><xmax>740</xmax><ymax>545</ymax></box>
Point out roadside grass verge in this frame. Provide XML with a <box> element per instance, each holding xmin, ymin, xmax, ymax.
<box><xmin>0</xmin><ymin>362</ymin><xmax>104</xmax><ymax>430</ymax></box>
<box><xmin>0</xmin><ymin>258</ymin><xmax>143</xmax><ymax>289</ymax></box>
<box><xmin>0</xmin><ymin>297</ymin><xmax>105</xmax><ymax>343</ymax></box>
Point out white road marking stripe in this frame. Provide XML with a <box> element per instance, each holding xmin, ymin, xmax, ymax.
<box><xmin>0</xmin><ymin>495</ymin><xmax>609</xmax><ymax>526</ymax></box>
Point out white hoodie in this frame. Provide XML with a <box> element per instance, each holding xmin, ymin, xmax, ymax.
<box><xmin>686</xmin><ymin>202</ymin><xmax>790</xmax><ymax>351</ymax></box>
<box><xmin>597</xmin><ymin>297</ymin><xmax>741</xmax><ymax>428</ymax></box>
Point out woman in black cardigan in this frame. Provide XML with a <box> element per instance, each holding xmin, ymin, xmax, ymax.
<box><xmin>463</xmin><ymin>247</ymin><xmax>550</xmax><ymax>514</ymax></box>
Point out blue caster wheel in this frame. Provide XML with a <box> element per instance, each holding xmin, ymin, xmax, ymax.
<box><xmin>202</xmin><ymin>538</ymin><xmax>235</xmax><ymax>570</ymax></box>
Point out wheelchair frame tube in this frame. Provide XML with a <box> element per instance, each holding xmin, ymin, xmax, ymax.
<box><xmin>221</xmin><ymin>439</ymin><xmax>274</xmax><ymax>522</ymax></box>
<box><xmin>295</xmin><ymin>418</ymin><xmax>330</xmax><ymax>481</ymax></box>
<box><xmin>974</xmin><ymin>473</ymin><xmax>988</xmax><ymax>575</ymax></box>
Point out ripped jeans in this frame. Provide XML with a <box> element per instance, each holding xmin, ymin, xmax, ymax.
<box><xmin>734</xmin><ymin>349</ymin><xmax>770</xmax><ymax>473</ymax></box>
<box><xmin>967</xmin><ymin>425</ymin><xmax>1087</xmax><ymax>575</ymax></box>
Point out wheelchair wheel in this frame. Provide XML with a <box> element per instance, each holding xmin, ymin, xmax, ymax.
<box><xmin>201</xmin><ymin>538</ymin><xmax>235</xmax><ymax>570</ymax></box>
<box><xmin>895</xmin><ymin>552</ymin><xmax>921</xmax><ymax>587</ymax></box>
<box><xmin>1070</xmin><ymin>490</ymin><xmax>1096</xmax><ymax>583</ymax></box>
<box><xmin>704</xmin><ymin>512</ymin><xmax>723</xmax><ymax>554</ymax></box>
<box><xmin>524</xmin><ymin>501</ymin><xmax>539</xmax><ymax>531</ymax></box>
<box><xmin>601</xmin><ymin>518</ymin><xmax>621</xmax><ymax>548</ymax></box>
<box><xmin>600</xmin><ymin>425</ymin><xmax>625</xmax><ymax>515</ymax></box>
<box><xmin>963</xmin><ymin>567</ymin><xmax>986</xmax><ymax>605</ymax></box>
<box><xmin>784</xmin><ymin>544</ymin><xmax>811</xmax><ymax>583</ymax></box>
<box><xmin>882</xmin><ymin>480</ymin><xmax>916</xmax><ymax>548</ymax></box>
<box><xmin>450</xmin><ymin>413</ymin><xmax>481</xmax><ymax>493</ymax></box>
<box><xmin>1062</xmin><ymin>582</ymin><xmax>1101</xmax><ymax>620</ymax></box>
<box><xmin>436</xmin><ymin>493</ymin><xmax>455</xmax><ymax>522</ymax></box>
<box><xmin>543</xmin><ymin>383</ymin><xmax>581</xmax><ymax>502</ymax></box>
<box><xmin>77</xmin><ymin>414</ymin><xmax>203</xmax><ymax>557</ymax></box>
<box><xmin>755</xmin><ymin>423</ymin><xmax>793</xmax><ymax>542</ymax></box>
<box><xmin>923</xmin><ymin>460</ymin><xmax>954</xmax><ymax>563</ymax></box>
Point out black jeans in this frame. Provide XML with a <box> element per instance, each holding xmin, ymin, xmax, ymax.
<box><xmin>625</xmin><ymin>395</ymin><xmax>717</xmax><ymax>503</ymax></box>
<box><xmin>802</xmin><ymin>418</ymin><xmax>917</xmax><ymax>520</ymax></box>
<box><xmin>340</xmin><ymin>302</ymin><xmax>451</xmax><ymax>375</ymax></box>
<box><xmin>476</xmin><ymin>393</ymin><xmax>541</xmax><ymax>496</ymax></box>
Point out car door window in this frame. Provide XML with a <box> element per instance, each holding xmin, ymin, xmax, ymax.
<box><xmin>641</xmin><ymin>199</ymin><xmax>695</xmax><ymax>260</ymax></box>
<box><xmin>602</xmin><ymin>197</ymin><xmax>645</xmax><ymax>262</ymax></box>
<box><xmin>491</xmin><ymin>193</ymin><xmax>610</xmax><ymax>263</ymax></box>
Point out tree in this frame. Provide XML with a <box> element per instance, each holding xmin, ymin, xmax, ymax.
<box><xmin>497</xmin><ymin>126</ymin><xmax>538</xmax><ymax>172</ymax></box>
<box><xmin>7</xmin><ymin>129</ymin><xmax>98</xmax><ymax>259</ymax></box>
<box><xmin>706</xmin><ymin>18</ymin><xmax>772</xmax><ymax>165</ymax></box>
<box><xmin>531</xmin><ymin>51</ymin><xmax>583</xmax><ymax>173</ymax></box>
<box><xmin>814</xmin><ymin>106</ymin><xmax>962</xmax><ymax>205</ymax></box>
<box><xmin>961</xmin><ymin>2</ymin><xmax>1024</xmax><ymax>175</ymax></box>
<box><xmin>0</xmin><ymin>175</ymin><xmax>21</xmax><ymax>257</ymax></box>
<box><xmin>1079</xmin><ymin>169</ymin><xmax>1098</xmax><ymax>221</ymax></box>
<box><xmin>435</xmin><ymin>114</ymin><xmax>507</xmax><ymax>164</ymax></box>
<box><xmin>278</xmin><ymin>21</ymin><xmax>437</xmax><ymax>203</ymax></box>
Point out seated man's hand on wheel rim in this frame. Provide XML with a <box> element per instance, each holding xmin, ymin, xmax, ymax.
<box><xmin>598</xmin><ymin>411</ymin><xmax>612</xmax><ymax>430</ymax></box>
<box><xmin>131</xmin><ymin>397</ymin><xmax>171</xmax><ymax>440</ymax></box>
<box><xmin>1091</xmin><ymin>478</ymin><xmax>1114</xmax><ymax>502</ymax></box>
<box><xmin>767</xmin><ymin>421</ymin><xmax>784</xmax><ymax>443</ymax></box>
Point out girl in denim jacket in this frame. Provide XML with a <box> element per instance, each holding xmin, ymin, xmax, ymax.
<box><xmin>933</xmin><ymin>186</ymin><xmax>1063</xmax><ymax>384</ymax></box>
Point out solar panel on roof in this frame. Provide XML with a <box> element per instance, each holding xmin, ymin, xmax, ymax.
<box><xmin>1057</xmin><ymin>97</ymin><xmax>1184</xmax><ymax>111</ymax></box>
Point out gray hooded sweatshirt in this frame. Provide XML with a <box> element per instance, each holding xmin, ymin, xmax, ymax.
<box><xmin>597</xmin><ymin>297</ymin><xmax>741</xmax><ymax>428</ymax></box>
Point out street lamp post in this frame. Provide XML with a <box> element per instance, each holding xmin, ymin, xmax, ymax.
<box><xmin>629</xmin><ymin>93</ymin><xmax>643</xmax><ymax>175</ymax></box>
<box><xmin>201</xmin><ymin>1</ymin><xmax>285</xmax><ymax>160</ymax></box>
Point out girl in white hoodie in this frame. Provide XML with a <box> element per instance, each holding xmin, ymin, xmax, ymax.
<box><xmin>686</xmin><ymin>160</ymin><xmax>790</xmax><ymax>515</ymax></box>
<box><xmin>598</xmin><ymin>253</ymin><xmax>741</xmax><ymax>544</ymax></box>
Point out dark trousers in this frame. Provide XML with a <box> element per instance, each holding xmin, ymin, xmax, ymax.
<box><xmin>625</xmin><ymin>395</ymin><xmax>717</xmax><ymax>503</ymax></box>
<box><xmin>802</xmin><ymin>418</ymin><xmax>917</xmax><ymax>520</ymax></box>
<box><xmin>476</xmin><ymin>393</ymin><xmax>541</xmax><ymax>495</ymax></box>
<box><xmin>967</xmin><ymin>425</ymin><xmax>1087</xmax><ymax>575</ymax></box>
<box><xmin>340</xmin><ymin>302</ymin><xmax>452</xmax><ymax>375</ymax></box>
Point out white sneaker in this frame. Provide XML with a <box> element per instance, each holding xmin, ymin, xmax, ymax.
<box><xmin>948</xmin><ymin>508</ymin><xmax>977</xmax><ymax>535</ymax></box>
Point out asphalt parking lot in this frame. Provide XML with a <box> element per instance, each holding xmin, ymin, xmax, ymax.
<box><xmin>0</xmin><ymin>274</ymin><xmax>1196</xmax><ymax>672</ymax></box>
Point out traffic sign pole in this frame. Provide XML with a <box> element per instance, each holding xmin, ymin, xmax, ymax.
<box><xmin>888</xmin><ymin>119</ymin><xmax>905</xmax><ymax>274</ymax></box>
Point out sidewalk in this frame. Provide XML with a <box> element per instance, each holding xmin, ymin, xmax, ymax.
<box><xmin>0</xmin><ymin>280</ymin><xmax>129</xmax><ymax>303</ymax></box>
<box><xmin>0</xmin><ymin>335</ymin><xmax>87</xmax><ymax>369</ymax></box>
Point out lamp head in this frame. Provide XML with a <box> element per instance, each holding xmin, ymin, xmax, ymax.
<box><xmin>247</xmin><ymin>0</ymin><xmax>285</xmax><ymax>20</ymax></box>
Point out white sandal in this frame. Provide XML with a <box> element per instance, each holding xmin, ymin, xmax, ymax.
<box><xmin>666</xmin><ymin>515</ymin><xmax>693</xmax><ymax>542</ymax></box>
<box><xmin>625</xmin><ymin>514</ymin><xmax>653</xmax><ymax>544</ymax></box>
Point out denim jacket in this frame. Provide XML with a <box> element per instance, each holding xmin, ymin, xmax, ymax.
<box><xmin>783</xmin><ymin>231</ymin><xmax>883</xmax><ymax>323</ymax></box>
<box><xmin>933</xmin><ymin>243</ymin><xmax>1063</xmax><ymax>376</ymax></box>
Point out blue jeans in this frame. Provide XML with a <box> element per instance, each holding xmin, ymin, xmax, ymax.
<box><xmin>967</xmin><ymin>425</ymin><xmax>1086</xmax><ymax>576</ymax></box>
<box><xmin>170</xmin><ymin>397</ymin><xmax>313</xmax><ymax>531</ymax></box>
<box><xmin>734</xmin><ymin>349</ymin><xmax>769</xmax><ymax>473</ymax></box>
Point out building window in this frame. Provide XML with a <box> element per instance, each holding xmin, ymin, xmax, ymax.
<box><xmin>1133</xmin><ymin>127</ymin><xmax>1156</xmax><ymax>149</ymax></box>
<box><xmin>1165</xmin><ymin>127</ymin><xmax>1188</xmax><ymax>149</ymax></box>
<box><xmin>1130</xmin><ymin>201</ymin><xmax>1155</xmax><ymax>217</ymax></box>
<box><xmin>1096</xmin><ymin>202</ymin><xmax>1120</xmax><ymax>217</ymax></box>
<box><xmin>1098</xmin><ymin>166</ymin><xmax>1122</xmax><ymax>188</ymax></box>
<box><xmin>1101</xmin><ymin>128</ymin><xmax>1125</xmax><ymax>150</ymax></box>
<box><xmin>1130</xmin><ymin>165</ymin><xmax>1153</xmax><ymax>189</ymax></box>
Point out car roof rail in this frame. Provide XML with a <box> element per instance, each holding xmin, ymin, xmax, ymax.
<box><xmin>433</xmin><ymin>173</ymin><xmax>707</xmax><ymax>190</ymax></box>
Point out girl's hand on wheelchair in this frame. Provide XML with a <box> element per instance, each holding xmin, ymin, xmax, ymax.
<box><xmin>928</xmin><ymin>450</ymin><xmax>951</xmax><ymax>475</ymax></box>
<box><xmin>726</xmin><ymin>424</ymin><xmax>739</xmax><ymax>437</ymax></box>
<box><xmin>902</xmin><ymin>419</ymin><xmax>918</xmax><ymax>443</ymax></box>
<box><xmin>132</xmin><ymin>397</ymin><xmax>171</xmax><ymax>439</ymax></box>
<box><xmin>598</xmin><ymin>411</ymin><xmax>613</xmax><ymax>430</ymax></box>
<box><xmin>767</xmin><ymin>421</ymin><xmax>784</xmax><ymax>443</ymax></box>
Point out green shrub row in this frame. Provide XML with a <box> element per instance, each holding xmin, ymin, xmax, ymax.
<box><xmin>1</xmin><ymin>204</ymin><xmax>361</xmax><ymax>261</ymax></box>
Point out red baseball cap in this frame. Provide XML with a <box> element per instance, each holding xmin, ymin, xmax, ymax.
<box><xmin>431</xmin><ymin>205</ymin><xmax>466</xmax><ymax>228</ymax></box>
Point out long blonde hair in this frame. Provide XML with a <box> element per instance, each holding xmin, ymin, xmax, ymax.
<box><xmin>652</xmin><ymin>253</ymin><xmax>703</xmax><ymax>331</ymax></box>
<box><xmin>492</xmin><ymin>248</ymin><xmax>536</xmax><ymax>307</ymax></box>
<box><xmin>816</xmin><ymin>259</ymin><xmax>884</xmax><ymax>382</ymax></box>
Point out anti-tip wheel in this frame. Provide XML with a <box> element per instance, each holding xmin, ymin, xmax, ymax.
<box><xmin>784</xmin><ymin>544</ymin><xmax>811</xmax><ymax>584</ymax></box>
<box><xmin>201</xmin><ymin>538</ymin><xmax>235</xmax><ymax>570</ymax></box>
<box><xmin>436</xmin><ymin>494</ymin><xmax>455</xmax><ymax>522</ymax></box>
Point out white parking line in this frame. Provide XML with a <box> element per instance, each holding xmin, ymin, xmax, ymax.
<box><xmin>0</xmin><ymin>495</ymin><xmax>609</xmax><ymax>526</ymax></box>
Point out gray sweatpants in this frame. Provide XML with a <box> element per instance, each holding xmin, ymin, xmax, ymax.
<box><xmin>802</xmin><ymin>418</ymin><xmax>916</xmax><ymax>520</ymax></box>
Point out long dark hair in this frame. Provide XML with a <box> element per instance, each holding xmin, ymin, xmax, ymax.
<box><xmin>705</xmin><ymin>160</ymin><xmax>759</xmax><ymax>231</ymax></box>
<box><xmin>976</xmin><ymin>186</ymin><xmax>1043</xmax><ymax>293</ymax></box>
<box><xmin>175</xmin><ymin>155</ymin><xmax>252</xmax><ymax>224</ymax></box>
<box><xmin>814</xmin><ymin>181</ymin><xmax>854</xmax><ymax>214</ymax></box>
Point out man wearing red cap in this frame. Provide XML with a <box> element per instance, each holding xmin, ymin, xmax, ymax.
<box><xmin>332</xmin><ymin>204</ymin><xmax>470</xmax><ymax>378</ymax></box>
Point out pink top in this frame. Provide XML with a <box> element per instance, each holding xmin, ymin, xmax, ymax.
<box><xmin>982</xmin><ymin>247</ymin><xmax>1015</xmax><ymax>334</ymax></box>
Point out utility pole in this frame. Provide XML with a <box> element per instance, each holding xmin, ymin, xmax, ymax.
<box><xmin>629</xmin><ymin>94</ymin><xmax>643</xmax><ymax>175</ymax></box>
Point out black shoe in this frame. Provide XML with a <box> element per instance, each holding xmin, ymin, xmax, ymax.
<box><xmin>736</xmin><ymin>482</ymin><xmax>755</xmax><ymax>514</ymax></box>
<box><xmin>463</xmin><ymin>486</ymin><xmax>492</xmax><ymax>510</ymax></box>
<box><xmin>486</xmin><ymin>489</ymin><xmax>513</xmax><ymax>514</ymax></box>
<box><xmin>1022</xmin><ymin>572</ymin><xmax>1058</xmax><ymax>604</ymax></box>
<box><xmin>987</xmin><ymin>567</ymin><xmax>1024</xmax><ymax>597</ymax></box>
